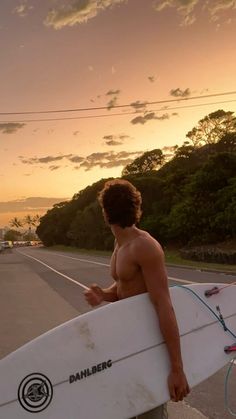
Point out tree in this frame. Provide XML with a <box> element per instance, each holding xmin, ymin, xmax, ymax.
<box><xmin>4</xmin><ymin>229</ymin><xmax>22</xmax><ymax>242</ymax></box>
<box><xmin>9</xmin><ymin>217</ymin><xmax>23</xmax><ymax>229</ymax></box>
<box><xmin>24</xmin><ymin>215</ymin><xmax>36</xmax><ymax>235</ymax></box>
<box><xmin>174</xmin><ymin>141</ymin><xmax>196</xmax><ymax>159</ymax></box>
<box><xmin>186</xmin><ymin>110</ymin><xmax>236</xmax><ymax>147</ymax></box>
<box><xmin>122</xmin><ymin>149</ymin><xmax>164</xmax><ymax>176</ymax></box>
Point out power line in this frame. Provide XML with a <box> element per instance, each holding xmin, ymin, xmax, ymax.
<box><xmin>0</xmin><ymin>91</ymin><xmax>236</xmax><ymax>116</ymax></box>
<box><xmin>1</xmin><ymin>99</ymin><xmax>236</xmax><ymax>124</ymax></box>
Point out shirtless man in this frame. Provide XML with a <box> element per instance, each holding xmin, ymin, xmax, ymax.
<box><xmin>84</xmin><ymin>179</ymin><xmax>190</xmax><ymax>419</ymax></box>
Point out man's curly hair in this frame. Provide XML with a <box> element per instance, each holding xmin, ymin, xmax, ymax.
<box><xmin>98</xmin><ymin>179</ymin><xmax>142</xmax><ymax>228</ymax></box>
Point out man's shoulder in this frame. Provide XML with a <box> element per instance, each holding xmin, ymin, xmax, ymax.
<box><xmin>132</xmin><ymin>232</ymin><xmax>163</xmax><ymax>257</ymax></box>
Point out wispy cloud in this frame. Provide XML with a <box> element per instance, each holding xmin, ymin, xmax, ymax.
<box><xmin>148</xmin><ymin>76</ymin><xmax>156</xmax><ymax>83</ymax></box>
<box><xmin>103</xmin><ymin>134</ymin><xmax>131</xmax><ymax>146</ymax></box>
<box><xmin>106</xmin><ymin>89</ymin><xmax>121</xmax><ymax>96</ymax></box>
<box><xmin>153</xmin><ymin>0</ymin><xmax>236</xmax><ymax>25</ymax></box>
<box><xmin>105</xmin><ymin>140</ymin><xmax>123</xmax><ymax>146</ymax></box>
<box><xmin>44</xmin><ymin>0</ymin><xmax>127</xmax><ymax>30</ymax></box>
<box><xmin>68</xmin><ymin>156</ymin><xmax>84</xmax><ymax>163</ymax></box>
<box><xmin>19</xmin><ymin>150</ymin><xmax>140</xmax><ymax>171</ymax></box>
<box><xmin>19</xmin><ymin>154</ymin><xmax>73</xmax><ymax>164</ymax></box>
<box><xmin>13</xmin><ymin>2</ymin><xmax>33</xmax><ymax>18</ymax></box>
<box><xmin>107</xmin><ymin>96</ymin><xmax>118</xmax><ymax>110</ymax></box>
<box><xmin>130</xmin><ymin>101</ymin><xmax>148</xmax><ymax>112</ymax></box>
<box><xmin>131</xmin><ymin>112</ymin><xmax>172</xmax><ymax>125</ymax></box>
<box><xmin>0</xmin><ymin>197</ymin><xmax>68</xmax><ymax>214</ymax></box>
<box><xmin>170</xmin><ymin>88</ymin><xmax>192</xmax><ymax>98</ymax></box>
<box><xmin>78</xmin><ymin>150</ymin><xmax>142</xmax><ymax>171</ymax></box>
<box><xmin>0</xmin><ymin>123</ymin><xmax>25</xmax><ymax>134</ymax></box>
<box><xmin>49</xmin><ymin>165</ymin><xmax>60</xmax><ymax>171</ymax></box>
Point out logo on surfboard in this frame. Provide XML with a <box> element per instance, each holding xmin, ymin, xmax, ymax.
<box><xmin>18</xmin><ymin>373</ymin><xmax>53</xmax><ymax>413</ymax></box>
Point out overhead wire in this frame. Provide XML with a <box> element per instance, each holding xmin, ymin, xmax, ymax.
<box><xmin>0</xmin><ymin>91</ymin><xmax>236</xmax><ymax>116</ymax></box>
<box><xmin>1</xmin><ymin>99</ymin><xmax>236</xmax><ymax>124</ymax></box>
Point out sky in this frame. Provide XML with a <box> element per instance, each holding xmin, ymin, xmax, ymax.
<box><xmin>0</xmin><ymin>0</ymin><xmax>236</xmax><ymax>227</ymax></box>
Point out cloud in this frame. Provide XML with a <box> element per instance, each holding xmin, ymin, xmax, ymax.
<box><xmin>19</xmin><ymin>150</ymin><xmax>141</xmax><ymax>172</ymax></box>
<box><xmin>74</xmin><ymin>150</ymin><xmax>142</xmax><ymax>171</ymax></box>
<box><xmin>13</xmin><ymin>2</ymin><xmax>33</xmax><ymax>17</ymax></box>
<box><xmin>119</xmin><ymin>134</ymin><xmax>130</xmax><ymax>140</ymax></box>
<box><xmin>73</xmin><ymin>130</ymin><xmax>80</xmax><ymax>136</ymax></box>
<box><xmin>68</xmin><ymin>156</ymin><xmax>84</xmax><ymax>163</ymax></box>
<box><xmin>0</xmin><ymin>123</ymin><xmax>25</xmax><ymax>134</ymax></box>
<box><xmin>106</xmin><ymin>140</ymin><xmax>123</xmax><ymax>146</ymax></box>
<box><xmin>107</xmin><ymin>96</ymin><xmax>118</xmax><ymax>110</ymax></box>
<box><xmin>153</xmin><ymin>0</ymin><xmax>236</xmax><ymax>25</ymax></box>
<box><xmin>130</xmin><ymin>101</ymin><xmax>148</xmax><ymax>111</ymax></box>
<box><xmin>103</xmin><ymin>134</ymin><xmax>131</xmax><ymax>145</ymax></box>
<box><xmin>148</xmin><ymin>76</ymin><xmax>156</xmax><ymax>83</ymax></box>
<box><xmin>88</xmin><ymin>65</ymin><xmax>94</xmax><ymax>71</ymax></box>
<box><xmin>170</xmin><ymin>87</ymin><xmax>192</xmax><ymax>98</ymax></box>
<box><xmin>49</xmin><ymin>165</ymin><xmax>60</xmax><ymax>171</ymax></box>
<box><xmin>131</xmin><ymin>112</ymin><xmax>171</xmax><ymax>125</ymax></box>
<box><xmin>0</xmin><ymin>197</ymin><xmax>68</xmax><ymax>214</ymax></box>
<box><xmin>44</xmin><ymin>0</ymin><xmax>127</xmax><ymax>30</ymax></box>
<box><xmin>208</xmin><ymin>0</ymin><xmax>236</xmax><ymax>22</ymax></box>
<box><xmin>19</xmin><ymin>154</ymin><xmax>73</xmax><ymax>164</ymax></box>
<box><xmin>103</xmin><ymin>135</ymin><xmax>114</xmax><ymax>140</ymax></box>
<box><xmin>106</xmin><ymin>89</ymin><xmax>121</xmax><ymax>96</ymax></box>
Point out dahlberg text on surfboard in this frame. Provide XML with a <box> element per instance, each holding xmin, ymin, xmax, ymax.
<box><xmin>69</xmin><ymin>360</ymin><xmax>112</xmax><ymax>383</ymax></box>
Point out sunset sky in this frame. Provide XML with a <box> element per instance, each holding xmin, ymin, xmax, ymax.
<box><xmin>1</xmin><ymin>0</ymin><xmax>236</xmax><ymax>227</ymax></box>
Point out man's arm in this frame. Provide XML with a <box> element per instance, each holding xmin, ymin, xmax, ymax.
<box><xmin>84</xmin><ymin>282</ymin><xmax>118</xmax><ymax>306</ymax></box>
<box><xmin>134</xmin><ymin>238</ymin><xmax>190</xmax><ymax>401</ymax></box>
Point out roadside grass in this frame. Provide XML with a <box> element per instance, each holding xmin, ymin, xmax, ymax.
<box><xmin>164</xmin><ymin>249</ymin><xmax>236</xmax><ymax>273</ymax></box>
<box><xmin>44</xmin><ymin>245</ymin><xmax>236</xmax><ymax>273</ymax></box>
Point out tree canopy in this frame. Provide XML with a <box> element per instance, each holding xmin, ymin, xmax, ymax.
<box><xmin>36</xmin><ymin>110</ymin><xmax>236</xmax><ymax>250</ymax></box>
<box><xmin>122</xmin><ymin>149</ymin><xmax>164</xmax><ymax>176</ymax></box>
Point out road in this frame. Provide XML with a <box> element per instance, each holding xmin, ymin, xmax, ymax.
<box><xmin>0</xmin><ymin>247</ymin><xmax>235</xmax><ymax>419</ymax></box>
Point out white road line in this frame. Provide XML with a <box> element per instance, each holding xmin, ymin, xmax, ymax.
<box><xmin>17</xmin><ymin>249</ymin><xmax>196</xmax><ymax>285</ymax></box>
<box><xmin>16</xmin><ymin>250</ymin><xmax>89</xmax><ymax>291</ymax></box>
<box><xmin>34</xmin><ymin>249</ymin><xmax>110</xmax><ymax>267</ymax></box>
<box><xmin>168</xmin><ymin>276</ymin><xmax>194</xmax><ymax>284</ymax></box>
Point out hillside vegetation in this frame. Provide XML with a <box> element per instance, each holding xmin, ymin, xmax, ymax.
<box><xmin>36</xmin><ymin>110</ymin><xmax>236</xmax><ymax>263</ymax></box>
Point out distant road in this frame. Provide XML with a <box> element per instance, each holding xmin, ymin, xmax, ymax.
<box><xmin>1</xmin><ymin>247</ymin><xmax>235</xmax><ymax>418</ymax></box>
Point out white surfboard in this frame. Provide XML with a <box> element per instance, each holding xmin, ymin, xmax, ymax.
<box><xmin>0</xmin><ymin>283</ymin><xmax>236</xmax><ymax>419</ymax></box>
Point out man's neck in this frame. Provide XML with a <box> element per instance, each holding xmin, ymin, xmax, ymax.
<box><xmin>111</xmin><ymin>224</ymin><xmax>139</xmax><ymax>247</ymax></box>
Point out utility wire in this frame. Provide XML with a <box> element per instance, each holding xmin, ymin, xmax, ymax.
<box><xmin>1</xmin><ymin>99</ymin><xmax>236</xmax><ymax>124</ymax></box>
<box><xmin>0</xmin><ymin>91</ymin><xmax>236</xmax><ymax>116</ymax></box>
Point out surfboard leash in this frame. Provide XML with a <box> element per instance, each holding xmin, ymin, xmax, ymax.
<box><xmin>205</xmin><ymin>282</ymin><xmax>236</xmax><ymax>297</ymax></box>
<box><xmin>173</xmin><ymin>284</ymin><xmax>236</xmax><ymax>339</ymax></box>
<box><xmin>174</xmin><ymin>284</ymin><xmax>236</xmax><ymax>416</ymax></box>
<box><xmin>224</xmin><ymin>357</ymin><xmax>236</xmax><ymax>416</ymax></box>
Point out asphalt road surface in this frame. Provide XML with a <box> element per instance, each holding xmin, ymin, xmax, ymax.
<box><xmin>0</xmin><ymin>247</ymin><xmax>235</xmax><ymax>419</ymax></box>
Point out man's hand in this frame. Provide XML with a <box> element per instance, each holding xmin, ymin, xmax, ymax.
<box><xmin>84</xmin><ymin>284</ymin><xmax>104</xmax><ymax>307</ymax></box>
<box><xmin>168</xmin><ymin>369</ymin><xmax>190</xmax><ymax>402</ymax></box>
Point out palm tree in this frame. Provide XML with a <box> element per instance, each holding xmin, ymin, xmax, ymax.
<box><xmin>10</xmin><ymin>217</ymin><xmax>23</xmax><ymax>229</ymax></box>
<box><xmin>24</xmin><ymin>215</ymin><xmax>36</xmax><ymax>236</ymax></box>
<box><xmin>33</xmin><ymin>214</ymin><xmax>41</xmax><ymax>225</ymax></box>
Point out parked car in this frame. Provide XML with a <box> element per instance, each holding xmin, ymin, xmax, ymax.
<box><xmin>0</xmin><ymin>241</ymin><xmax>13</xmax><ymax>249</ymax></box>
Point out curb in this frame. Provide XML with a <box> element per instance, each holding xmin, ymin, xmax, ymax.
<box><xmin>166</xmin><ymin>263</ymin><xmax>236</xmax><ymax>276</ymax></box>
